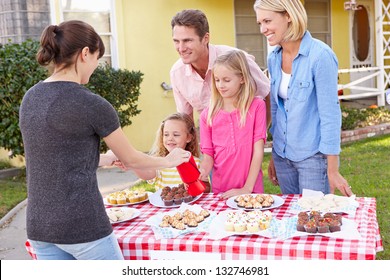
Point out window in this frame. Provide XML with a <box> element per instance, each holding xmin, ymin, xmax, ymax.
<box><xmin>234</xmin><ymin>0</ymin><xmax>331</xmax><ymax>69</ymax></box>
<box><xmin>305</xmin><ymin>0</ymin><xmax>331</xmax><ymax>47</ymax></box>
<box><xmin>234</xmin><ymin>0</ymin><xmax>267</xmax><ymax>70</ymax></box>
<box><xmin>58</xmin><ymin>0</ymin><xmax>118</xmax><ymax>67</ymax></box>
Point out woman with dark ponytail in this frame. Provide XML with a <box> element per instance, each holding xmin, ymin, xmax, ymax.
<box><xmin>19</xmin><ymin>20</ymin><xmax>191</xmax><ymax>260</ymax></box>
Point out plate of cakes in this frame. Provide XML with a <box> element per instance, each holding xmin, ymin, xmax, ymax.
<box><xmin>106</xmin><ymin>207</ymin><xmax>141</xmax><ymax>224</ymax></box>
<box><xmin>145</xmin><ymin>204</ymin><xmax>216</xmax><ymax>239</ymax></box>
<box><xmin>226</xmin><ymin>194</ymin><xmax>284</xmax><ymax>211</ymax></box>
<box><xmin>104</xmin><ymin>189</ymin><xmax>152</xmax><ymax>206</ymax></box>
<box><xmin>149</xmin><ymin>184</ymin><xmax>202</xmax><ymax>208</ymax></box>
<box><xmin>207</xmin><ymin>210</ymin><xmax>277</xmax><ymax>239</ymax></box>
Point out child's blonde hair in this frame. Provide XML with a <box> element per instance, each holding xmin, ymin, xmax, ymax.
<box><xmin>207</xmin><ymin>49</ymin><xmax>256</xmax><ymax>127</ymax></box>
<box><xmin>150</xmin><ymin>113</ymin><xmax>199</xmax><ymax>157</ymax></box>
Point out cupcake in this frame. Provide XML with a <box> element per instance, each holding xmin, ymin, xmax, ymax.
<box><xmin>247</xmin><ymin>220</ymin><xmax>260</xmax><ymax>233</ymax></box>
<box><xmin>225</xmin><ymin>218</ymin><xmax>235</xmax><ymax>231</ymax></box>
<box><xmin>173</xmin><ymin>194</ymin><xmax>184</xmax><ymax>205</ymax></box>
<box><xmin>237</xmin><ymin>200</ymin><xmax>246</xmax><ymax>208</ymax></box>
<box><xmin>298</xmin><ymin>212</ymin><xmax>309</xmax><ymax>221</ymax></box>
<box><xmin>244</xmin><ymin>202</ymin><xmax>254</xmax><ymax>210</ymax></box>
<box><xmin>259</xmin><ymin>218</ymin><xmax>271</xmax><ymax>230</ymax></box>
<box><xmin>261</xmin><ymin>200</ymin><xmax>272</xmax><ymax>208</ymax></box>
<box><xmin>317</xmin><ymin>220</ymin><xmax>330</xmax><ymax>233</ymax></box>
<box><xmin>107</xmin><ymin>194</ymin><xmax>117</xmax><ymax>204</ymax></box>
<box><xmin>183</xmin><ymin>193</ymin><xmax>193</xmax><ymax>203</ymax></box>
<box><xmin>116</xmin><ymin>194</ymin><xmax>126</xmax><ymax>205</ymax></box>
<box><xmin>304</xmin><ymin>220</ymin><xmax>317</xmax><ymax>233</ymax></box>
<box><xmin>233</xmin><ymin>220</ymin><xmax>247</xmax><ymax>232</ymax></box>
<box><xmin>195</xmin><ymin>214</ymin><xmax>204</xmax><ymax>223</ymax></box>
<box><xmin>263</xmin><ymin>210</ymin><xmax>273</xmax><ymax>222</ymax></box>
<box><xmin>309</xmin><ymin>211</ymin><xmax>321</xmax><ymax>219</ymax></box>
<box><xmin>296</xmin><ymin>218</ymin><xmax>307</xmax><ymax>232</ymax></box>
<box><xmin>187</xmin><ymin>219</ymin><xmax>198</xmax><ymax>227</ymax></box>
<box><xmin>200</xmin><ymin>209</ymin><xmax>210</xmax><ymax>218</ymax></box>
<box><xmin>163</xmin><ymin>195</ymin><xmax>173</xmax><ymax>206</ymax></box>
<box><xmin>329</xmin><ymin>219</ymin><xmax>341</xmax><ymax>232</ymax></box>
<box><xmin>334</xmin><ymin>214</ymin><xmax>343</xmax><ymax>225</ymax></box>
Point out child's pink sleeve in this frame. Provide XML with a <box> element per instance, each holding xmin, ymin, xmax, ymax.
<box><xmin>253</xmin><ymin>98</ymin><xmax>267</xmax><ymax>143</ymax></box>
<box><xmin>199</xmin><ymin>109</ymin><xmax>214</xmax><ymax>157</ymax></box>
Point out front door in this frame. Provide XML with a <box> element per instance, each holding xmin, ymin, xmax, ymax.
<box><xmin>349</xmin><ymin>0</ymin><xmax>375</xmax><ymax>93</ymax></box>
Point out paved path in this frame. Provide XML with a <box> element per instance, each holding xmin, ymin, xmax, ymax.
<box><xmin>0</xmin><ymin>167</ymin><xmax>139</xmax><ymax>260</ymax></box>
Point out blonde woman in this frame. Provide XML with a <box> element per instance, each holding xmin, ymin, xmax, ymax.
<box><xmin>254</xmin><ymin>0</ymin><xmax>352</xmax><ymax>196</ymax></box>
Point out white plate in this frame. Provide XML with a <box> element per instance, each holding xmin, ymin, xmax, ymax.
<box><xmin>149</xmin><ymin>189</ymin><xmax>202</xmax><ymax>208</ymax></box>
<box><xmin>103</xmin><ymin>191</ymin><xmax>153</xmax><ymax>206</ymax></box>
<box><xmin>226</xmin><ymin>194</ymin><xmax>285</xmax><ymax>211</ymax></box>
<box><xmin>106</xmin><ymin>207</ymin><xmax>141</xmax><ymax>224</ymax></box>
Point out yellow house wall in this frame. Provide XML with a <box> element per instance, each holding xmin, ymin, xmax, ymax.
<box><xmin>331</xmin><ymin>0</ymin><xmax>350</xmax><ymax>69</ymax></box>
<box><xmin>116</xmin><ymin>0</ymin><xmax>235</xmax><ymax>151</ymax></box>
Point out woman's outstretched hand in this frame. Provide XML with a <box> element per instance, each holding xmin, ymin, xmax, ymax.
<box><xmin>165</xmin><ymin>148</ymin><xmax>191</xmax><ymax>167</ymax></box>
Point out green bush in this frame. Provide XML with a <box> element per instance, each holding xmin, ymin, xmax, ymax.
<box><xmin>341</xmin><ymin>106</ymin><xmax>390</xmax><ymax>130</ymax></box>
<box><xmin>0</xmin><ymin>40</ymin><xmax>48</xmax><ymax>157</ymax></box>
<box><xmin>0</xmin><ymin>40</ymin><xmax>143</xmax><ymax>157</ymax></box>
<box><xmin>86</xmin><ymin>63</ymin><xmax>142</xmax><ymax>129</ymax></box>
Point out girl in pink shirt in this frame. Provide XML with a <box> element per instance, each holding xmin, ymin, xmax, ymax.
<box><xmin>199</xmin><ymin>50</ymin><xmax>267</xmax><ymax>199</ymax></box>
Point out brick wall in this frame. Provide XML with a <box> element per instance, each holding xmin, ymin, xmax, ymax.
<box><xmin>340</xmin><ymin>123</ymin><xmax>390</xmax><ymax>143</ymax></box>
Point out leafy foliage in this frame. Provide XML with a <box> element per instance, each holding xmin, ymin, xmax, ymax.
<box><xmin>0</xmin><ymin>40</ymin><xmax>143</xmax><ymax>157</ymax></box>
<box><xmin>341</xmin><ymin>105</ymin><xmax>390</xmax><ymax>130</ymax></box>
<box><xmin>86</xmin><ymin>63</ymin><xmax>143</xmax><ymax>128</ymax></box>
<box><xmin>0</xmin><ymin>40</ymin><xmax>48</xmax><ymax>157</ymax></box>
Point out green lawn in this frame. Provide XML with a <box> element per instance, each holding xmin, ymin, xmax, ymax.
<box><xmin>0</xmin><ymin>134</ymin><xmax>388</xmax><ymax>259</ymax></box>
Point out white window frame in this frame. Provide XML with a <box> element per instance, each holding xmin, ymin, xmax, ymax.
<box><xmin>49</xmin><ymin>0</ymin><xmax>119</xmax><ymax>68</ymax></box>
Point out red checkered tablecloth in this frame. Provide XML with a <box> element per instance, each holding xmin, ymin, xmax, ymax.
<box><xmin>25</xmin><ymin>194</ymin><xmax>383</xmax><ymax>260</ymax></box>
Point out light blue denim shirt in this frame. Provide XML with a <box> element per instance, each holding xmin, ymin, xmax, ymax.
<box><xmin>268</xmin><ymin>31</ymin><xmax>341</xmax><ymax>161</ymax></box>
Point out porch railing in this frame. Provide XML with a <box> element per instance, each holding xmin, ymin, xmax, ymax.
<box><xmin>263</xmin><ymin>66</ymin><xmax>385</xmax><ymax>106</ymax></box>
<box><xmin>337</xmin><ymin>67</ymin><xmax>383</xmax><ymax>102</ymax></box>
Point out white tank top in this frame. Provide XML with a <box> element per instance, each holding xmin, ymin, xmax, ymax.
<box><xmin>278</xmin><ymin>70</ymin><xmax>291</xmax><ymax>101</ymax></box>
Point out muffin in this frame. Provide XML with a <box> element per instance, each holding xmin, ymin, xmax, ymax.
<box><xmin>329</xmin><ymin>219</ymin><xmax>341</xmax><ymax>232</ymax></box>
<box><xmin>304</xmin><ymin>220</ymin><xmax>317</xmax><ymax>233</ymax></box>
<box><xmin>200</xmin><ymin>209</ymin><xmax>210</xmax><ymax>218</ymax></box>
<box><xmin>317</xmin><ymin>220</ymin><xmax>330</xmax><ymax>233</ymax></box>
<box><xmin>298</xmin><ymin>212</ymin><xmax>309</xmax><ymax>221</ymax></box>
<box><xmin>183</xmin><ymin>194</ymin><xmax>193</xmax><ymax>203</ymax></box>
<box><xmin>233</xmin><ymin>220</ymin><xmax>247</xmax><ymax>232</ymax></box>
<box><xmin>107</xmin><ymin>194</ymin><xmax>117</xmax><ymax>204</ymax></box>
<box><xmin>225</xmin><ymin>218</ymin><xmax>235</xmax><ymax>231</ymax></box>
<box><xmin>163</xmin><ymin>195</ymin><xmax>174</xmax><ymax>206</ymax></box>
<box><xmin>259</xmin><ymin>218</ymin><xmax>271</xmax><ymax>230</ymax></box>
<box><xmin>296</xmin><ymin>218</ymin><xmax>307</xmax><ymax>232</ymax></box>
<box><xmin>116</xmin><ymin>194</ymin><xmax>126</xmax><ymax>205</ymax></box>
<box><xmin>247</xmin><ymin>220</ymin><xmax>260</xmax><ymax>232</ymax></box>
<box><xmin>173</xmin><ymin>194</ymin><xmax>184</xmax><ymax>205</ymax></box>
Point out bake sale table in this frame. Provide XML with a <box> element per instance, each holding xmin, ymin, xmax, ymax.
<box><xmin>25</xmin><ymin>193</ymin><xmax>383</xmax><ymax>260</ymax></box>
<box><xmin>111</xmin><ymin>193</ymin><xmax>383</xmax><ymax>260</ymax></box>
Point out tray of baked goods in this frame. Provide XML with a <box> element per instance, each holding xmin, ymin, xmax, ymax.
<box><xmin>207</xmin><ymin>209</ymin><xmax>275</xmax><ymax>239</ymax></box>
<box><xmin>226</xmin><ymin>193</ymin><xmax>285</xmax><ymax>211</ymax></box>
<box><xmin>104</xmin><ymin>188</ymin><xmax>152</xmax><ymax>206</ymax></box>
<box><xmin>145</xmin><ymin>204</ymin><xmax>216</xmax><ymax>239</ymax></box>
<box><xmin>148</xmin><ymin>184</ymin><xmax>202</xmax><ymax>208</ymax></box>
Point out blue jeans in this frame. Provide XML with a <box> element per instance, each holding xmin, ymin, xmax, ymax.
<box><xmin>29</xmin><ymin>232</ymin><xmax>124</xmax><ymax>260</ymax></box>
<box><xmin>272</xmin><ymin>150</ymin><xmax>330</xmax><ymax>194</ymax></box>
